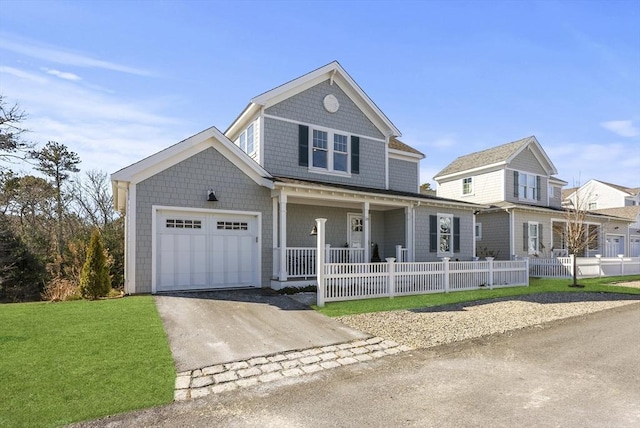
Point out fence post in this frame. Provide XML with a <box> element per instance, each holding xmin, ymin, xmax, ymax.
<box><xmin>595</xmin><ymin>254</ymin><xmax>602</xmax><ymax>277</ymax></box>
<box><xmin>386</xmin><ymin>257</ymin><xmax>396</xmax><ymax>298</ymax></box>
<box><xmin>619</xmin><ymin>254</ymin><xmax>625</xmax><ymax>276</ymax></box>
<box><xmin>486</xmin><ymin>257</ymin><xmax>494</xmax><ymax>290</ymax></box>
<box><xmin>396</xmin><ymin>245</ymin><xmax>403</xmax><ymax>262</ymax></box>
<box><xmin>315</xmin><ymin>218</ymin><xmax>327</xmax><ymax>307</ymax></box>
<box><xmin>442</xmin><ymin>257</ymin><xmax>450</xmax><ymax>293</ymax></box>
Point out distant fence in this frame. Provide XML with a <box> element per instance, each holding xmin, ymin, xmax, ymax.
<box><xmin>529</xmin><ymin>255</ymin><xmax>640</xmax><ymax>278</ymax></box>
<box><xmin>317</xmin><ymin>257</ymin><xmax>529</xmax><ymax>307</ymax></box>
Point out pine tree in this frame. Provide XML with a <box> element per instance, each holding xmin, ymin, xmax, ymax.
<box><xmin>79</xmin><ymin>228</ymin><xmax>111</xmax><ymax>299</ymax></box>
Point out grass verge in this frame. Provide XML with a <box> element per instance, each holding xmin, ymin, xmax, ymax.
<box><xmin>314</xmin><ymin>275</ymin><xmax>640</xmax><ymax>317</ymax></box>
<box><xmin>0</xmin><ymin>296</ymin><xmax>175</xmax><ymax>428</ymax></box>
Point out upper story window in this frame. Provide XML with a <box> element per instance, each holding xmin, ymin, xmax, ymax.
<box><xmin>548</xmin><ymin>185</ymin><xmax>555</xmax><ymax>198</ymax></box>
<box><xmin>462</xmin><ymin>177</ymin><xmax>473</xmax><ymax>195</ymax></box>
<box><xmin>310</xmin><ymin>127</ymin><xmax>350</xmax><ymax>174</ymax></box>
<box><xmin>333</xmin><ymin>134</ymin><xmax>348</xmax><ymax>172</ymax></box>
<box><xmin>299</xmin><ymin>125</ymin><xmax>359</xmax><ymax>175</ymax></box>
<box><xmin>312</xmin><ymin>130</ymin><xmax>328</xmax><ymax>168</ymax></box>
<box><xmin>588</xmin><ymin>202</ymin><xmax>597</xmax><ymax>210</ymax></box>
<box><xmin>237</xmin><ymin>123</ymin><xmax>255</xmax><ymax>155</ymax></box>
<box><xmin>514</xmin><ymin>171</ymin><xmax>540</xmax><ymax>201</ymax></box>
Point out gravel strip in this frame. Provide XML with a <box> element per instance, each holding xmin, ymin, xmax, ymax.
<box><xmin>336</xmin><ymin>292</ymin><xmax>640</xmax><ymax>349</ymax></box>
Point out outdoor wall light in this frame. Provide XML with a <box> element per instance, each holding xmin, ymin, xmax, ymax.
<box><xmin>614</xmin><ymin>226</ymin><xmax>619</xmax><ymax>230</ymax></box>
<box><xmin>207</xmin><ymin>189</ymin><xmax>218</xmax><ymax>202</ymax></box>
<box><xmin>310</xmin><ymin>225</ymin><xmax>318</xmax><ymax>236</ymax></box>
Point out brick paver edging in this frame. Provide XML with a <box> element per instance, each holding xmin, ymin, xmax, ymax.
<box><xmin>174</xmin><ymin>337</ymin><xmax>412</xmax><ymax>401</ymax></box>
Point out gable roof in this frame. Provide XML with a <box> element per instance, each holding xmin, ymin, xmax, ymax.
<box><xmin>590</xmin><ymin>179</ymin><xmax>640</xmax><ymax>196</ymax></box>
<box><xmin>225</xmin><ymin>61</ymin><xmax>401</xmax><ymax>141</ymax></box>
<box><xmin>111</xmin><ymin>126</ymin><xmax>273</xmax><ymax>212</ymax></box>
<box><xmin>389</xmin><ymin>137</ymin><xmax>424</xmax><ymax>157</ymax></box>
<box><xmin>433</xmin><ymin>136</ymin><xmax>558</xmax><ymax>181</ymax></box>
<box><xmin>592</xmin><ymin>206</ymin><xmax>640</xmax><ymax>222</ymax></box>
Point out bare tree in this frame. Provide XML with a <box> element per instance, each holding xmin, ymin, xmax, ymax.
<box><xmin>71</xmin><ymin>170</ymin><xmax>116</xmax><ymax>228</ymax></box>
<box><xmin>0</xmin><ymin>95</ymin><xmax>33</xmax><ymax>167</ymax></box>
<box><xmin>563</xmin><ymin>185</ymin><xmax>599</xmax><ymax>287</ymax></box>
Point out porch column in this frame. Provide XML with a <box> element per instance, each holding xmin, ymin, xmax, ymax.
<box><xmin>405</xmin><ymin>205</ymin><xmax>414</xmax><ymax>262</ymax></box>
<box><xmin>363</xmin><ymin>202</ymin><xmax>370</xmax><ymax>263</ymax></box>
<box><xmin>278</xmin><ymin>193</ymin><xmax>287</xmax><ymax>281</ymax></box>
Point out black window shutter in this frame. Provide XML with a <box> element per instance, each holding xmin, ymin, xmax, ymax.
<box><xmin>514</xmin><ymin>171</ymin><xmax>519</xmax><ymax>197</ymax></box>
<box><xmin>351</xmin><ymin>136</ymin><xmax>360</xmax><ymax>174</ymax></box>
<box><xmin>536</xmin><ymin>176</ymin><xmax>541</xmax><ymax>201</ymax></box>
<box><xmin>539</xmin><ymin>224</ymin><xmax>543</xmax><ymax>250</ymax></box>
<box><xmin>298</xmin><ymin>125</ymin><xmax>309</xmax><ymax>167</ymax></box>
<box><xmin>523</xmin><ymin>223</ymin><xmax>528</xmax><ymax>251</ymax></box>
<box><xmin>453</xmin><ymin>217</ymin><xmax>460</xmax><ymax>253</ymax></box>
<box><xmin>429</xmin><ymin>215</ymin><xmax>437</xmax><ymax>252</ymax></box>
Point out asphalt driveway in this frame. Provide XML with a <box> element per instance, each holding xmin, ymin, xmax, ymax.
<box><xmin>154</xmin><ymin>289</ymin><xmax>369</xmax><ymax>372</ymax></box>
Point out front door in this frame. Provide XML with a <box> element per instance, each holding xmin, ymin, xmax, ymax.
<box><xmin>348</xmin><ymin>213</ymin><xmax>363</xmax><ymax>248</ymax></box>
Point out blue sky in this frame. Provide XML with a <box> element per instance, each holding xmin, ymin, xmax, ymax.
<box><xmin>1</xmin><ymin>0</ymin><xmax>639</xmax><ymax>189</ymax></box>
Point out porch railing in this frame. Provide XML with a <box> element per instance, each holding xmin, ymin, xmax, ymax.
<box><xmin>318</xmin><ymin>257</ymin><xmax>529</xmax><ymax>306</ymax></box>
<box><xmin>273</xmin><ymin>245</ymin><xmax>367</xmax><ymax>279</ymax></box>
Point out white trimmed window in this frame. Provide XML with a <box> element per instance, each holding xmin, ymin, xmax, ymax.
<box><xmin>430</xmin><ymin>214</ymin><xmax>460</xmax><ymax>256</ymax></box>
<box><xmin>588</xmin><ymin>202</ymin><xmax>597</xmax><ymax>210</ymax></box>
<box><xmin>333</xmin><ymin>133</ymin><xmax>348</xmax><ymax>172</ymax></box>
<box><xmin>462</xmin><ymin>177</ymin><xmax>473</xmax><ymax>195</ymax></box>
<box><xmin>475</xmin><ymin>223</ymin><xmax>482</xmax><ymax>240</ymax></box>
<box><xmin>514</xmin><ymin>171</ymin><xmax>540</xmax><ymax>201</ymax></box>
<box><xmin>312</xmin><ymin>130</ymin><xmax>328</xmax><ymax>168</ymax></box>
<box><xmin>236</xmin><ymin>123</ymin><xmax>255</xmax><ymax>155</ymax></box>
<box><xmin>528</xmin><ymin>221</ymin><xmax>539</xmax><ymax>254</ymax></box>
<box><xmin>310</xmin><ymin>127</ymin><xmax>350</xmax><ymax>174</ymax></box>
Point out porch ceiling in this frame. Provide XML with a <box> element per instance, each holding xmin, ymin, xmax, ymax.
<box><xmin>286</xmin><ymin>196</ymin><xmax>401</xmax><ymax>211</ymax></box>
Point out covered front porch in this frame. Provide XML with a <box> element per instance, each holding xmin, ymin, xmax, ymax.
<box><xmin>270</xmin><ymin>179</ymin><xmax>416</xmax><ymax>288</ymax></box>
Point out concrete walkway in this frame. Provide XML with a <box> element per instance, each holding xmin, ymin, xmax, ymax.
<box><xmin>154</xmin><ymin>289</ymin><xmax>369</xmax><ymax>372</ymax></box>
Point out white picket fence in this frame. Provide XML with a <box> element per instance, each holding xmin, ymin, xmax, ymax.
<box><xmin>529</xmin><ymin>255</ymin><xmax>640</xmax><ymax>278</ymax></box>
<box><xmin>317</xmin><ymin>257</ymin><xmax>529</xmax><ymax>306</ymax></box>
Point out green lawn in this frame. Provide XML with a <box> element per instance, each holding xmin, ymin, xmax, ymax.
<box><xmin>315</xmin><ymin>275</ymin><xmax>640</xmax><ymax>317</ymax></box>
<box><xmin>0</xmin><ymin>296</ymin><xmax>175</xmax><ymax>428</ymax></box>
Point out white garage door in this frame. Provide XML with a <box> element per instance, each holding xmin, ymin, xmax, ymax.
<box><xmin>156</xmin><ymin>210</ymin><xmax>259</xmax><ymax>292</ymax></box>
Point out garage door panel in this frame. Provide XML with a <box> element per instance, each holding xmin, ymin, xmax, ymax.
<box><xmin>156</xmin><ymin>210</ymin><xmax>259</xmax><ymax>292</ymax></box>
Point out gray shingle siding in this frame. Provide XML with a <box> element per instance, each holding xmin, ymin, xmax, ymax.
<box><xmin>265</xmin><ymin>80</ymin><xmax>384</xmax><ymax>139</ymax></box>
<box><xmin>414</xmin><ymin>206</ymin><xmax>475</xmax><ymax>261</ymax></box>
<box><xmin>135</xmin><ymin>147</ymin><xmax>273</xmax><ymax>293</ymax></box>
<box><xmin>263</xmin><ymin>117</ymin><xmax>386</xmax><ymax>188</ymax></box>
<box><xmin>388</xmin><ymin>158</ymin><xmax>418</xmax><ymax>193</ymax></box>
<box><xmin>476</xmin><ymin>211</ymin><xmax>510</xmax><ymax>260</ymax></box>
<box><xmin>383</xmin><ymin>208</ymin><xmax>406</xmax><ymax>258</ymax></box>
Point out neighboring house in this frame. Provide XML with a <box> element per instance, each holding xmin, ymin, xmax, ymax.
<box><xmin>434</xmin><ymin>137</ymin><xmax>631</xmax><ymax>260</ymax></box>
<box><xmin>563</xmin><ymin>180</ymin><xmax>640</xmax><ymax>257</ymax></box>
<box><xmin>112</xmin><ymin>61</ymin><xmax>481</xmax><ymax>294</ymax></box>
<box><xmin>563</xmin><ymin>179</ymin><xmax>640</xmax><ymax>209</ymax></box>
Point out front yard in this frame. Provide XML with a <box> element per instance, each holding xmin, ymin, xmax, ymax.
<box><xmin>315</xmin><ymin>275</ymin><xmax>640</xmax><ymax>316</ymax></box>
<box><xmin>1</xmin><ymin>275</ymin><xmax>639</xmax><ymax>427</ymax></box>
<box><xmin>0</xmin><ymin>296</ymin><xmax>175</xmax><ymax>428</ymax></box>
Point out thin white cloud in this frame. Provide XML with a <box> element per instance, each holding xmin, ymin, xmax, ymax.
<box><xmin>547</xmin><ymin>141</ymin><xmax>640</xmax><ymax>187</ymax></box>
<box><xmin>0</xmin><ymin>65</ymin><xmax>48</xmax><ymax>84</ymax></box>
<box><xmin>0</xmin><ymin>63</ymin><xmax>191</xmax><ymax>175</ymax></box>
<box><xmin>43</xmin><ymin>68</ymin><xmax>81</xmax><ymax>81</ymax></box>
<box><xmin>600</xmin><ymin>120</ymin><xmax>639</xmax><ymax>138</ymax></box>
<box><xmin>0</xmin><ymin>34</ymin><xmax>153</xmax><ymax>77</ymax></box>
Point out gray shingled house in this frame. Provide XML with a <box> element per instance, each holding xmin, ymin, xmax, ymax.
<box><xmin>111</xmin><ymin>61</ymin><xmax>481</xmax><ymax>294</ymax></box>
<box><xmin>434</xmin><ymin>137</ymin><xmax>631</xmax><ymax>260</ymax></box>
